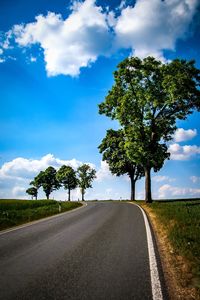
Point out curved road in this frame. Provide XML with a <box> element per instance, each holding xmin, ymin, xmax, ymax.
<box><xmin>0</xmin><ymin>202</ymin><xmax>167</xmax><ymax>300</ymax></box>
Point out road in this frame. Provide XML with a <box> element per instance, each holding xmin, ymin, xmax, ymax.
<box><xmin>0</xmin><ymin>202</ymin><xmax>167</xmax><ymax>300</ymax></box>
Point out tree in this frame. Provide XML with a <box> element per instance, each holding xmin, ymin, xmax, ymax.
<box><xmin>99</xmin><ymin>56</ymin><xmax>200</xmax><ymax>203</ymax></box>
<box><xmin>56</xmin><ymin>165</ymin><xmax>78</xmax><ymax>201</ymax></box>
<box><xmin>99</xmin><ymin>129</ymin><xmax>144</xmax><ymax>201</ymax></box>
<box><xmin>77</xmin><ymin>164</ymin><xmax>96</xmax><ymax>201</ymax></box>
<box><xmin>34</xmin><ymin>167</ymin><xmax>60</xmax><ymax>199</ymax></box>
<box><xmin>26</xmin><ymin>187</ymin><xmax>38</xmax><ymax>200</ymax></box>
<box><xmin>29</xmin><ymin>177</ymin><xmax>42</xmax><ymax>200</ymax></box>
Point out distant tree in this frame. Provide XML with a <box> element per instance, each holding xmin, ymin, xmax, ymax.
<box><xmin>56</xmin><ymin>165</ymin><xmax>78</xmax><ymax>201</ymax></box>
<box><xmin>77</xmin><ymin>164</ymin><xmax>96</xmax><ymax>201</ymax></box>
<box><xmin>29</xmin><ymin>177</ymin><xmax>42</xmax><ymax>200</ymax></box>
<box><xmin>99</xmin><ymin>56</ymin><xmax>200</xmax><ymax>203</ymax></box>
<box><xmin>99</xmin><ymin>129</ymin><xmax>144</xmax><ymax>201</ymax></box>
<box><xmin>34</xmin><ymin>167</ymin><xmax>60</xmax><ymax>199</ymax></box>
<box><xmin>26</xmin><ymin>187</ymin><xmax>38</xmax><ymax>200</ymax></box>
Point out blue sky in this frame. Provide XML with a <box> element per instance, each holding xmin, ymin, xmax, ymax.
<box><xmin>0</xmin><ymin>0</ymin><xmax>200</xmax><ymax>200</ymax></box>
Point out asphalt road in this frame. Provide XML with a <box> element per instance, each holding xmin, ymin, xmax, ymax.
<box><xmin>0</xmin><ymin>202</ymin><xmax>166</xmax><ymax>300</ymax></box>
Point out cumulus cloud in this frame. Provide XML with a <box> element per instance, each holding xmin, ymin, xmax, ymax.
<box><xmin>95</xmin><ymin>161</ymin><xmax>113</xmax><ymax>182</ymax></box>
<box><xmin>158</xmin><ymin>184</ymin><xmax>200</xmax><ymax>199</ymax></box>
<box><xmin>115</xmin><ymin>0</ymin><xmax>199</xmax><ymax>60</ymax></box>
<box><xmin>0</xmin><ymin>154</ymin><xmax>83</xmax><ymax>180</ymax></box>
<box><xmin>12</xmin><ymin>0</ymin><xmax>112</xmax><ymax>76</ymax></box>
<box><xmin>0</xmin><ymin>154</ymin><xmax>117</xmax><ymax>200</ymax></box>
<box><xmin>0</xmin><ymin>154</ymin><xmax>88</xmax><ymax>199</ymax></box>
<box><xmin>168</xmin><ymin>143</ymin><xmax>200</xmax><ymax>160</ymax></box>
<box><xmin>2</xmin><ymin>0</ymin><xmax>198</xmax><ymax>76</ymax></box>
<box><xmin>173</xmin><ymin>128</ymin><xmax>197</xmax><ymax>142</ymax></box>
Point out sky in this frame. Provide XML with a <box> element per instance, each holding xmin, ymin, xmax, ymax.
<box><xmin>0</xmin><ymin>0</ymin><xmax>200</xmax><ymax>200</ymax></box>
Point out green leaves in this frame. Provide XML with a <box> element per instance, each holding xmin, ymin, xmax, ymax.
<box><xmin>77</xmin><ymin>164</ymin><xmax>96</xmax><ymax>201</ymax></box>
<box><xmin>31</xmin><ymin>167</ymin><xmax>60</xmax><ymax>200</ymax></box>
<box><xmin>56</xmin><ymin>165</ymin><xmax>77</xmax><ymax>201</ymax></box>
<box><xmin>99</xmin><ymin>56</ymin><xmax>200</xmax><ymax>202</ymax></box>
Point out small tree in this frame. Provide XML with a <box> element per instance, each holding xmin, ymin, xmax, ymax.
<box><xmin>77</xmin><ymin>164</ymin><xmax>96</xmax><ymax>201</ymax></box>
<box><xmin>34</xmin><ymin>167</ymin><xmax>60</xmax><ymax>199</ymax></box>
<box><xmin>99</xmin><ymin>129</ymin><xmax>144</xmax><ymax>201</ymax></box>
<box><xmin>29</xmin><ymin>178</ymin><xmax>41</xmax><ymax>200</ymax></box>
<box><xmin>99</xmin><ymin>56</ymin><xmax>200</xmax><ymax>203</ymax></box>
<box><xmin>26</xmin><ymin>187</ymin><xmax>38</xmax><ymax>200</ymax></box>
<box><xmin>56</xmin><ymin>165</ymin><xmax>78</xmax><ymax>201</ymax></box>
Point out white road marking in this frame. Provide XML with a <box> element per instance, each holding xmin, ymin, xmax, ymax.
<box><xmin>0</xmin><ymin>202</ymin><xmax>87</xmax><ymax>236</ymax></box>
<box><xmin>132</xmin><ymin>203</ymin><xmax>164</xmax><ymax>300</ymax></box>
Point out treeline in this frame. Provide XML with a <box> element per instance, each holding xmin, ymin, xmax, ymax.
<box><xmin>26</xmin><ymin>164</ymin><xmax>96</xmax><ymax>201</ymax></box>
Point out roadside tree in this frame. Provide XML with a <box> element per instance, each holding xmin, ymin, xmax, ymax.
<box><xmin>26</xmin><ymin>187</ymin><xmax>38</xmax><ymax>200</ymax></box>
<box><xmin>99</xmin><ymin>129</ymin><xmax>144</xmax><ymax>201</ymax></box>
<box><xmin>33</xmin><ymin>167</ymin><xmax>60</xmax><ymax>199</ymax></box>
<box><xmin>99</xmin><ymin>57</ymin><xmax>200</xmax><ymax>203</ymax></box>
<box><xmin>77</xmin><ymin>164</ymin><xmax>96</xmax><ymax>201</ymax></box>
<box><xmin>56</xmin><ymin>165</ymin><xmax>78</xmax><ymax>201</ymax></box>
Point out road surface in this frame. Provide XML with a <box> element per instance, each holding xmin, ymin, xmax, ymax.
<box><xmin>0</xmin><ymin>202</ymin><xmax>167</xmax><ymax>299</ymax></box>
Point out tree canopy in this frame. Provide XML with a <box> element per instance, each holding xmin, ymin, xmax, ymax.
<box><xmin>33</xmin><ymin>166</ymin><xmax>60</xmax><ymax>199</ymax></box>
<box><xmin>99</xmin><ymin>128</ymin><xmax>144</xmax><ymax>200</ymax></box>
<box><xmin>56</xmin><ymin>165</ymin><xmax>78</xmax><ymax>201</ymax></box>
<box><xmin>77</xmin><ymin>164</ymin><xmax>96</xmax><ymax>201</ymax></box>
<box><xmin>26</xmin><ymin>187</ymin><xmax>38</xmax><ymax>200</ymax></box>
<box><xmin>99</xmin><ymin>56</ymin><xmax>200</xmax><ymax>202</ymax></box>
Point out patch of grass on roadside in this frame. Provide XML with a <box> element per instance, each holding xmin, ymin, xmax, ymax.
<box><xmin>146</xmin><ymin>200</ymin><xmax>200</xmax><ymax>290</ymax></box>
<box><xmin>0</xmin><ymin>199</ymin><xmax>82</xmax><ymax>231</ymax></box>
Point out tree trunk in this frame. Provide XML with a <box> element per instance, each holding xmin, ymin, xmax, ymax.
<box><xmin>68</xmin><ymin>188</ymin><xmax>71</xmax><ymax>201</ymax></box>
<box><xmin>130</xmin><ymin>174</ymin><xmax>136</xmax><ymax>201</ymax></box>
<box><xmin>145</xmin><ymin>167</ymin><xmax>152</xmax><ymax>203</ymax></box>
<box><xmin>81</xmin><ymin>189</ymin><xmax>85</xmax><ymax>201</ymax></box>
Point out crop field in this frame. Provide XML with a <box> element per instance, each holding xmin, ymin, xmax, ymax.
<box><xmin>148</xmin><ymin>199</ymin><xmax>200</xmax><ymax>291</ymax></box>
<box><xmin>0</xmin><ymin>199</ymin><xmax>82</xmax><ymax>231</ymax></box>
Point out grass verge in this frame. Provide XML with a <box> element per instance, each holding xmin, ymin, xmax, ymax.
<box><xmin>0</xmin><ymin>199</ymin><xmax>82</xmax><ymax>231</ymax></box>
<box><xmin>140</xmin><ymin>199</ymin><xmax>200</xmax><ymax>300</ymax></box>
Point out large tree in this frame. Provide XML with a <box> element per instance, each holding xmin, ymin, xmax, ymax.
<box><xmin>77</xmin><ymin>164</ymin><xmax>96</xmax><ymax>201</ymax></box>
<box><xmin>34</xmin><ymin>167</ymin><xmax>60</xmax><ymax>199</ymax></box>
<box><xmin>99</xmin><ymin>56</ymin><xmax>200</xmax><ymax>203</ymax></box>
<box><xmin>99</xmin><ymin>128</ymin><xmax>144</xmax><ymax>201</ymax></box>
<box><xmin>56</xmin><ymin>165</ymin><xmax>78</xmax><ymax>201</ymax></box>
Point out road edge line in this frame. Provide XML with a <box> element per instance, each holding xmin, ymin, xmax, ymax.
<box><xmin>130</xmin><ymin>203</ymin><xmax>163</xmax><ymax>300</ymax></box>
<box><xmin>0</xmin><ymin>202</ymin><xmax>87</xmax><ymax>236</ymax></box>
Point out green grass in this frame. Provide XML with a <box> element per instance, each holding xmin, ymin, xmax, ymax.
<box><xmin>149</xmin><ymin>199</ymin><xmax>200</xmax><ymax>289</ymax></box>
<box><xmin>0</xmin><ymin>199</ymin><xmax>82</xmax><ymax>231</ymax></box>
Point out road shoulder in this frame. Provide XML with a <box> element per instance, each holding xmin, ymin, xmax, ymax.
<box><xmin>141</xmin><ymin>203</ymin><xmax>199</xmax><ymax>300</ymax></box>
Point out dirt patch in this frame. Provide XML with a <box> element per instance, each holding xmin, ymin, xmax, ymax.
<box><xmin>141</xmin><ymin>204</ymin><xmax>200</xmax><ymax>300</ymax></box>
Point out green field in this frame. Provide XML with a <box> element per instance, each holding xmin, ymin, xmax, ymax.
<box><xmin>0</xmin><ymin>199</ymin><xmax>82</xmax><ymax>231</ymax></box>
<box><xmin>148</xmin><ymin>199</ymin><xmax>200</xmax><ymax>290</ymax></box>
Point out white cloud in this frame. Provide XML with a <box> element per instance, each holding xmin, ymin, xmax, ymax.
<box><xmin>95</xmin><ymin>160</ymin><xmax>114</xmax><ymax>182</ymax></box>
<box><xmin>158</xmin><ymin>184</ymin><xmax>200</xmax><ymax>199</ymax></box>
<box><xmin>12</xmin><ymin>0</ymin><xmax>112</xmax><ymax>76</ymax></box>
<box><xmin>168</xmin><ymin>143</ymin><xmax>200</xmax><ymax>160</ymax></box>
<box><xmin>0</xmin><ymin>154</ymin><xmax>83</xmax><ymax>181</ymax></box>
<box><xmin>173</xmin><ymin>128</ymin><xmax>197</xmax><ymax>142</ymax></box>
<box><xmin>115</xmin><ymin>0</ymin><xmax>199</xmax><ymax>60</ymax></box>
<box><xmin>2</xmin><ymin>0</ymin><xmax>198</xmax><ymax>76</ymax></box>
<box><xmin>12</xmin><ymin>186</ymin><xmax>26</xmax><ymax>198</ymax></box>
<box><xmin>190</xmin><ymin>176</ymin><xmax>200</xmax><ymax>183</ymax></box>
<box><xmin>152</xmin><ymin>175</ymin><xmax>175</xmax><ymax>183</ymax></box>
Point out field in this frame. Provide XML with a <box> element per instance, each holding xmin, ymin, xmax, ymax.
<box><xmin>142</xmin><ymin>199</ymin><xmax>200</xmax><ymax>296</ymax></box>
<box><xmin>0</xmin><ymin>199</ymin><xmax>82</xmax><ymax>231</ymax></box>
